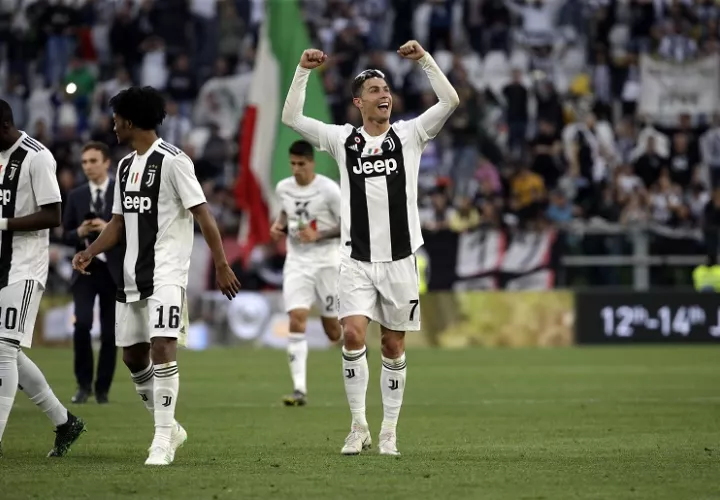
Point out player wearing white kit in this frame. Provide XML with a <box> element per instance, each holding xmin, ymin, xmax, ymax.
<box><xmin>72</xmin><ymin>87</ymin><xmax>240</xmax><ymax>466</ymax></box>
<box><xmin>282</xmin><ymin>41</ymin><xmax>459</xmax><ymax>455</ymax></box>
<box><xmin>269</xmin><ymin>140</ymin><xmax>342</xmax><ymax>407</ymax></box>
<box><xmin>0</xmin><ymin>100</ymin><xmax>86</xmax><ymax>458</ymax></box>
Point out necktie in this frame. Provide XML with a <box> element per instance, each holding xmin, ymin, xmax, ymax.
<box><xmin>93</xmin><ymin>188</ymin><xmax>104</xmax><ymax>215</ymax></box>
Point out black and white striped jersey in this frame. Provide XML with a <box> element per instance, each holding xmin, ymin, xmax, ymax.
<box><xmin>314</xmin><ymin>120</ymin><xmax>426</xmax><ymax>263</ymax></box>
<box><xmin>112</xmin><ymin>139</ymin><xmax>206</xmax><ymax>302</ymax></box>
<box><xmin>0</xmin><ymin>132</ymin><xmax>62</xmax><ymax>288</ymax></box>
<box><xmin>282</xmin><ymin>55</ymin><xmax>459</xmax><ymax>263</ymax></box>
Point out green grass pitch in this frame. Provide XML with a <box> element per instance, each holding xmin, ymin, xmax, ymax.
<box><xmin>1</xmin><ymin>346</ymin><xmax>718</xmax><ymax>500</ymax></box>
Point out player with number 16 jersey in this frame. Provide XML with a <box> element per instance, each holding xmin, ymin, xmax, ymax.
<box><xmin>73</xmin><ymin>87</ymin><xmax>240</xmax><ymax>466</ymax></box>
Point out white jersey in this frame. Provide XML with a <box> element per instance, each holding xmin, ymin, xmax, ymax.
<box><xmin>314</xmin><ymin>120</ymin><xmax>427</xmax><ymax>262</ymax></box>
<box><xmin>276</xmin><ymin>173</ymin><xmax>341</xmax><ymax>267</ymax></box>
<box><xmin>112</xmin><ymin>138</ymin><xmax>206</xmax><ymax>302</ymax></box>
<box><xmin>282</xmin><ymin>55</ymin><xmax>458</xmax><ymax>263</ymax></box>
<box><xmin>0</xmin><ymin>132</ymin><xmax>62</xmax><ymax>288</ymax></box>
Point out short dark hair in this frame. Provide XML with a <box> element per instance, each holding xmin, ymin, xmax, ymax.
<box><xmin>82</xmin><ymin>141</ymin><xmax>111</xmax><ymax>160</ymax></box>
<box><xmin>351</xmin><ymin>69</ymin><xmax>387</xmax><ymax>98</ymax></box>
<box><xmin>289</xmin><ymin>140</ymin><xmax>314</xmax><ymax>159</ymax></box>
<box><xmin>108</xmin><ymin>86</ymin><xmax>166</xmax><ymax>130</ymax></box>
<box><xmin>0</xmin><ymin>99</ymin><xmax>15</xmax><ymax>127</ymax></box>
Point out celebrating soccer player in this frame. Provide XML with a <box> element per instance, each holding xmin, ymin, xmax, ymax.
<box><xmin>72</xmin><ymin>87</ymin><xmax>241</xmax><ymax>466</ymax></box>
<box><xmin>270</xmin><ymin>140</ymin><xmax>342</xmax><ymax>406</ymax></box>
<box><xmin>281</xmin><ymin>41</ymin><xmax>459</xmax><ymax>455</ymax></box>
<box><xmin>0</xmin><ymin>100</ymin><xmax>86</xmax><ymax>458</ymax></box>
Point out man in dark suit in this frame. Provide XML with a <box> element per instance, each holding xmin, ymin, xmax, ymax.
<box><xmin>63</xmin><ymin>142</ymin><xmax>122</xmax><ymax>404</ymax></box>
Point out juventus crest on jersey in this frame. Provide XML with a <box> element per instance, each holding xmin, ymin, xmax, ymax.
<box><xmin>275</xmin><ymin>174</ymin><xmax>341</xmax><ymax>267</ymax></box>
<box><xmin>315</xmin><ymin>120</ymin><xmax>426</xmax><ymax>263</ymax></box>
<box><xmin>0</xmin><ymin>133</ymin><xmax>62</xmax><ymax>288</ymax></box>
<box><xmin>112</xmin><ymin>139</ymin><xmax>207</xmax><ymax>303</ymax></box>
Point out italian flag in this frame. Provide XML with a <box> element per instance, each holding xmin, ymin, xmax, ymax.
<box><xmin>234</xmin><ymin>0</ymin><xmax>337</xmax><ymax>248</ymax></box>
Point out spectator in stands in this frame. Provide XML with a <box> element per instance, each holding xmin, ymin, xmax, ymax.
<box><xmin>615</xmin><ymin>163</ymin><xmax>645</xmax><ymax>201</ymax></box>
<box><xmin>620</xmin><ymin>191</ymin><xmax>649</xmax><ymax>225</ymax></box>
<box><xmin>427</xmin><ymin>0</ymin><xmax>454</xmax><ymax>52</ymax></box>
<box><xmin>534</xmin><ymin>78</ymin><xmax>564</xmax><ymax>132</ymax></box>
<box><xmin>506</xmin><ymin>0</ymin><xmax>564</xmax><ymax>48</ymax></box>
<box><xmin>668</xmin><ymin>132</ymin><xmax>699</xmax><ymax>188</ymax></box>
<box><xmin>446</xmin><ymin>78</ymin><xmax>481</xmax><ymax>197</ymax></box>
<box><xmin>473</xmin><ymin>161</ymin><xmax>504</xmax><ymax>211</ymax></box>
<box><xmin>165</xmin><ymin>54</ymin><xmax>199</xmax><ymax>116</ymax></box>
<box><xmin>649</xmin><ymin>169</ymin><xmax>683</xmax><ymax>225</ymax></box>
<box><xmin>530</xmin><ymin>118</ymin><xmax>562</xmax><ymax>189</ymax></box>
<box><xmin>688</xmin><ymin>179</ymin><xmax>711</xmax><ymax>224</ymax></box>
<box><xmin>41</xmin><ymin>0</ymin><xmax>81</xmax><ymax>86</ymax></box>
<box><xmin>503</xmin><ymin>67</ymin><xmax>529</xmax><ymax>155</ymax></box>
<box><xmin>703</xmin><ymin>186</ymin><xmax>720</xmax><ymax>231</ymax></box>
<box><xmin>658</xmin><ymin>19</ymin><xmax>698</xmax><ymax>62</ymax></box>
<box><xmin>449</xmin><ymin>196</ymin><xmax>481</xmax><ymax>232</ymax></box>
<box><xmin>160</xmin><ymin>99</ymin><xmax>192</xmax><ymax>148</ymax></box>
<box><xmin>614</xmin><ymin>117</ymin><xmax>637</xmax><ymax>165</ymax></box>
<box><xmin>510</xmin><ymin>160</ymin><xmax>546</xmax><ymax>226</ymax></box>
<box><xmin>546</xmin><ymin>189</ymin><xmax>577</xmax><ymax>225</ymax></box>
<box><xmin>557</xmin><ymin>159</ymin><xmax>590</xmax><ymax>209</ymax></box>
<box><xmin>700</xmin><ymin>113</ymin><xmax>720</xmax><ymax>187</ymax></box>
<box><xmin>594</xmin><ymin>184</ymin><xmax>621</xmax><ymax>224</ymax></box>
<box><xmin>421</xmin><ymin>185</ymin><xmax>454</xmax><ymax>232</ymax></box>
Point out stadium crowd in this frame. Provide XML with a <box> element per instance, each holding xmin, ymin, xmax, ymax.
<box><xmin>1</xmin><ymin>0</ymin><xmax>719</xmax><ymax>291</ymax></box>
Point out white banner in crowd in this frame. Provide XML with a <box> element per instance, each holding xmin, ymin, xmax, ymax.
<box><xmin>639</xmin><ymin>54</ymin><xmax>720</xmax><ymax>117</ymax></box>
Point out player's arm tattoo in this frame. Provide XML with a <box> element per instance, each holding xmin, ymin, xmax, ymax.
<box><xmin>317</xmin><ymin>225</ymin><xmax>340</xmax><ymax>241</ymax></box>
<box><xmin>5</xmin><ymin>202</ymin><xmax>61</xmax><ymax>231</ymax></box>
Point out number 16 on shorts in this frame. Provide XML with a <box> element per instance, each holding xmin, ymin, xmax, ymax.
<box><xmin>153</xmin><ymin>304</ymin><xmax>181</xmax><ymax>332</ymax></box>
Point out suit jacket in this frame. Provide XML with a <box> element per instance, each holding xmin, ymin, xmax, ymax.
<box><xmin>63</xmin><ymin>180</ymin><xmax>124</xmax><ymax>286</ymax></box>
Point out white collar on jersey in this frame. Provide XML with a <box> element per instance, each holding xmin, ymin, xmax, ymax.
<box><xmin>89</xmin><ymin>176</ymin><xmax>110</xmax><ymax>195</ymax></box>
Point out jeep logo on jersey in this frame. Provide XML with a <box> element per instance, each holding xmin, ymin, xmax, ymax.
<box><xmin>0</xmin><ymin>189</ymin><xmax>12</xmax><ymax>205</ymax></box>
<box><xmin>353</xmin><ymin>157</ymin><xmax>398</xmax><ymax>177</ymax></box>
<box><xmin>123</xmin><ymin>194</ymin><xmax>153</xmax><ymax>213</ymax></box>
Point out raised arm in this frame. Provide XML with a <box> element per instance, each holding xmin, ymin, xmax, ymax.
<box><xmin>281</xmin><ymin>49</ymin><xmax>346</xmax><ymax>155</ymax></box>
<box><xmin>398</xmin><ymin>41</ymin><xmax>460</xmax><ymax>141</ymax></box>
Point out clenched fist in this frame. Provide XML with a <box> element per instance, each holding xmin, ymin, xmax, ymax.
<box><xmin>397</xmin><ymin>40</ymin><xmax>426</xmax><ymax>61</ymax></box>
<box><xmin>300</xmin><ymin>49</ymin><xmax>327</xmax><ymax>70</ymax></box>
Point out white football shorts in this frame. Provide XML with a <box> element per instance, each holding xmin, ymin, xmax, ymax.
<box><xmin>337</xmin><ymin>253</ymin><xmax>421</xmax><ymax>331</ymax></box>
<box><xmin>115</xmin><ymin>285</ymin><xmax>189</xmax><ymax>347</ymax></box>
<box><xmin>0</xmin><ymin>280</ymin><xmax>44</xmax><ymax>348</ymax></box>
<box><xmin>283</xmin><ymin>263</ymin><xmax>338</xmax><ymax>318</ymax></box>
